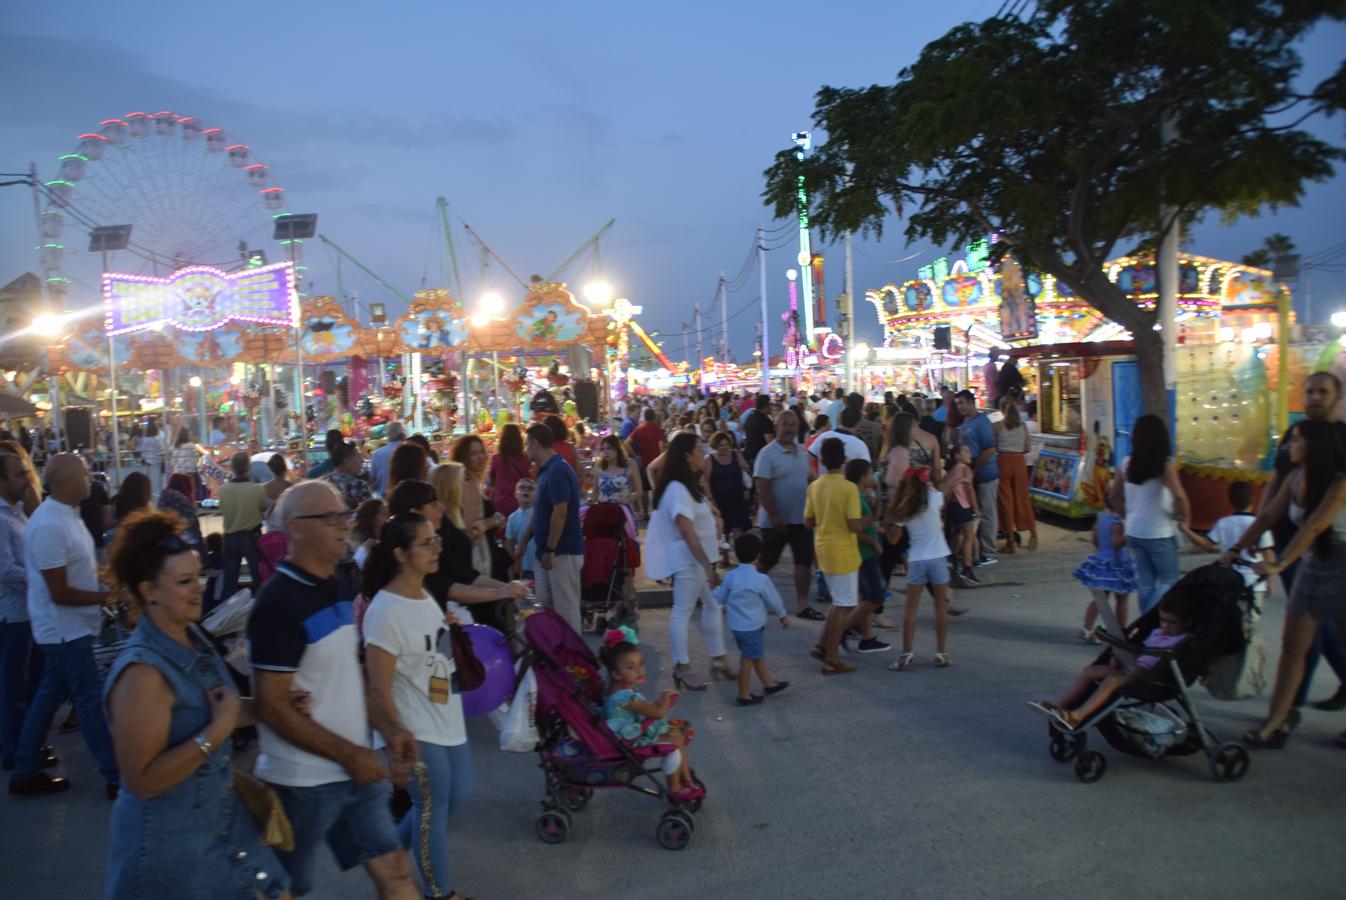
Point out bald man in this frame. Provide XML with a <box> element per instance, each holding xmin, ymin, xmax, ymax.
<box><xmin>8</xmin><ymin>454</ymin><xmax>119</xmax><ymax>798</ymax></box>
<box><xmin>246</xmin><ymin>481</ymin><xmax>418</xmax><ymax>898</ymax></box>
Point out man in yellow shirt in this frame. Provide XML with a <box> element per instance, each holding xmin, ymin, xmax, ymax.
<box><xmin>803</xmin><ymin>438</ymin><xmax>870</xmax><ymax>675</ymax></box>
<box><xmin>218</xmin><ymin>451</ymin><xmax>269</xmax><ymax>598</ymax></box>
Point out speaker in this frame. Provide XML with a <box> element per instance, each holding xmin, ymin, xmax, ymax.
<box><xmin>566</xmin><ymin>345</ymin><xmax>592</xmax><ymax>378</ymax></box>
<box><xmin>933</xmin><ymin>325</ymin><xmax>952</xmax><ymax>351</ymax></box>
<box><xmin>573</xmin><ymin>380</ymin><xmax>599</xmax><ymax>422</ymax></box>
<box><xmin>63</xmin><ymin>407</ymin><xmax>93</xmax><ymax>450</ymax></box>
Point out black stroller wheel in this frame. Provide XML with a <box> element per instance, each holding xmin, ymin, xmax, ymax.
<box><xmin>1074</xmin><ymin>749</ymin><xmax>1107</xmax><ymax>783</ymax></box>
<box><xmin>656</xmin><ymin>810</ymin><xmax>693</xmax><ymax>850</ymax></box>
<box><xmin>558</xmin><ymin>786</ymin><xmax>592</xmax><ymax>812</ymax></box>
<box><xmin>1209</xmin><ymin>743</ymin><xmax>1250</xmax><ymax>783</ymax></box>
<box><xmin>1049</xmin><ymin>734</ymin><xmax>1076</xmax><ymax>763</ymax></box>
<box><xmin>535</xmin><ymin>810</ymin><xmax>570</xmax><ymax>844</ymax></box>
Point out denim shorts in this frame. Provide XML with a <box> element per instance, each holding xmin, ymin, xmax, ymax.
<box><xmin>732</xmin><ymin>627</ymin><xmax>766</xmax><ymax>661</ymax></box>
<box><xmin>270</xmin><ymin>779</ymin><xmax>401</xmax><ymax>897</ymax></box>
<box><xmin>857</xmin><ymin>556</ymin><xmax>885</xmax><ymax>605</ymax></box>
<box><xmin>948</xmin><ymin>502</ymin><xmax>974</xmax><ymax>526</ymax></box>
<box><xmin>906</xmin><ymin>556</ymin><xmax>951</xmax><ymax>586</ymax></box>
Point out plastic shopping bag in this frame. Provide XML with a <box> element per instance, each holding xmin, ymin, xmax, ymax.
<box><xmin>499</xmin><ymin>667</ymin><xmax>538</xmax><ymax>753</ymax></box>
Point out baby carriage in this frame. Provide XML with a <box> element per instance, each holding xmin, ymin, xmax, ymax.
<box><xmin>517</xmin><ymin>608</ymin><xmax>704</xmax><ymax>850</ymax></box>
<box><xmin>1042</xmin><ymin>564</ymin><xmax>1252</xmax><ymax>784</ymax></box>
<box><xmin>579</xmin><ymin>502</ymin><xmax>640</xmax><ymax>634</ymax></box>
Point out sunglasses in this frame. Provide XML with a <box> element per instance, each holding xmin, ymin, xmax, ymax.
<box><xmin>291</xmin><ymin>510</ymin><xmax>356</xmax><ymax>526</ymax></box>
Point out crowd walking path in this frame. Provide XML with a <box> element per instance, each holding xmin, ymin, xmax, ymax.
<box><xmin>3</xmin><ymin>522</ymin><xmax>1343</xmax><ymax>898</ymax></box>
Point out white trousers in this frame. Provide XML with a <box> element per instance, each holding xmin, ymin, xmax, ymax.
<box><xmin>668</xmin><ymin>564</ymin><xmax>725</xmax><ymax>666</ymax></box>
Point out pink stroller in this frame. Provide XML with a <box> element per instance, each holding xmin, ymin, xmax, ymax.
<box><xmin>518</xmin><ymin>609</ymin><xmax>704</xmax><ymax>850</ymax></box>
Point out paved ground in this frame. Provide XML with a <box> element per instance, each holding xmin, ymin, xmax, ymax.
<box><xmin>4</xmin><ymin>522</ymin><xmax>1345</xmax><ymax>899</ymax></box>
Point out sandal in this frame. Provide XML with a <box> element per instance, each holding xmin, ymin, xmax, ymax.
<box><xmin>1242</xmin><ymin>723</ymin><xmax>1290</xmax><ymax>749</ymax></box>
<box><xmin>796</xmin><ymin>607</ymin><xmax>826</xmax><ymax>622</ymax></box>
<box><xmin>888</xmin><ymin>651</ymin><xmax>914</xmax><ymax>672</ymax></box>
<box><xmin>809</xmin><ymin>645</ymin><xmax>826</xmax><ymax>662</ymax></box>
<box><xmin>934</xmin><ymin>651</ymin><xmax>952</xmax><ymax>668</ymax></box>
<box><xmin>1027</xmin><ymin>534</ymin><xmax>1038</xmax><ymax>551</ymax></box>
<box><xmin>672</xmin><ymin>665</ymin><xmax>707</xmax><ymax>692</ymax></box>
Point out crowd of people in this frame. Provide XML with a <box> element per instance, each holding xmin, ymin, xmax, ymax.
<box><xmin>0</xmin><ymin>371</ymin><xmax>1343</xmax><ymax>897</ymax></box>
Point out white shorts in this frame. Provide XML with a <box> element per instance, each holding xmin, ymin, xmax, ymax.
<box><xmin>823</xmin><ymin>570</ymin><xmax>859</xmax><ymax>608</ymax></box>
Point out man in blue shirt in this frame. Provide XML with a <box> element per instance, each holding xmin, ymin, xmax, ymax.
<box><xmin>0</xmin><ymin>453</ymin><xmax>51</xmax><ymax>773</ymax></box>
<box><xmin>618</xmin><ymin>404</ymin><xmax>640</xmax><ymax>441</ymax></box>
<box><xmin>527</xmin><ymin>423</ymin><xmax>584</xmax><ymax>633</ymax></box>
<box><xmin>955</xmin><ymin>390</ymin><xmax>999</xmax><ymax>564</ymax></box>
<box><xmin>369</xmin><ymin>421</ymin><xmax>405</xmax><ymax>495</ymax></box>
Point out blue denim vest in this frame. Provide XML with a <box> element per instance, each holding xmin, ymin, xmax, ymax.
<box><xmin>101</xmin><ymin>616</ymin><xmax>286</xmax><ymax>899</ymax></box>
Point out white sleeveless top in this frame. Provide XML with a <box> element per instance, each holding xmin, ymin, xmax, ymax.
<box><xmin>1122</xmin><ymin>456</ymin><xmax>1175</xmax><ymax>539</ymax></box>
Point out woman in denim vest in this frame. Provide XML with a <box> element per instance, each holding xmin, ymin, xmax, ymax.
<box><xmin>102</xmin><ymin>509</ymin><xmax>291</xmax><ymax>899</ymax></box>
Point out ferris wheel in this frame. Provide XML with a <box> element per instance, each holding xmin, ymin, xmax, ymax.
<box><xmin>37</xmin><ymin>110</ymin><xmax>298</xmax><ymax>300</ymax></box>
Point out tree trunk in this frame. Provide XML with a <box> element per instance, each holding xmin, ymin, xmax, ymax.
<box><xmin>1129</xmin><ymin>325</ymin><xmax>1169</xmax><ymax>418</ymax></box>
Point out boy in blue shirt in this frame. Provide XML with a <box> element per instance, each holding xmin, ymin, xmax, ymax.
<box><xmin>503</xmin><ymin>478</ymin><xmax>538</xmax><ymax>581</ymax></box>
<box><xmin>714</xmin><ymin>533</ymin><xmax>790</xmax><ymax>706</ymax></box>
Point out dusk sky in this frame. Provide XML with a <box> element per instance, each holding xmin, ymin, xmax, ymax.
<box><xmin>3</xmin><ymin>1</ymin><xmax>1344</xmax><ymax>361</ymax></box>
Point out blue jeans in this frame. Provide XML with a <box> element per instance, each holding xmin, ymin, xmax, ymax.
<box><xmin>12</xmin><ymin>636</ymin><xmax>118</xmax><ymax>783</ymax></box>
<box><xmin>0</xmin><ymin>621</ymin><xmax>45</xmax><ymax>767</ymax></box>
<box><xmin>398</xmin><ymin>741</ymin><xmax>474</xmax><ymax>898</ymax></box>
<box><xmin>1126</xmin><ymin>535</ymin><xmax>1179</xmax><ymax>615</ymax></box>
<box><xmin>221</xmin><ymin>530</ymin><xmax>261</xmax><ymax>601</ymax></box>
<box><xmin>270</xmin><ymin>779</ymin><xmax>402</xmax><ymax>897</ymax></box>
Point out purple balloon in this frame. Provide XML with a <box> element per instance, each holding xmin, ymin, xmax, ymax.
<box><xmin>458</xmin><ymin>624</ymin><xmax>514</xmax><ymax>716</ymax></box>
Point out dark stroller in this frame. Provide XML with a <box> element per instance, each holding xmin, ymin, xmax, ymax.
<box><xmin>579</xmin><ymin>502</ymin><xmax>639</xmax><ymax>634</ymax></box>
<box><xmin>517</xmin><ymin>608</ymin><xmax>704</xmax><ymax>850</ymax></box>
<box><xmin>1043</xmin><ymin>564</ymin><xmax>1252</xmax><ymax>784</ymax></box>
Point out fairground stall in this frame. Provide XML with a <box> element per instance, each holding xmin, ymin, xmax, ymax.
<box><xmin>864</xmin><ymin>244</ymin><xmax>1307</xmax><ymax>525</ymax></box>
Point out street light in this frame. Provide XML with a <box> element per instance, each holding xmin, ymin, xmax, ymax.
<box><xmin>584</xmin><ymin>282</ymin><xmax>614</xmax><ymax>307</ymax></box>
<box><xmin>476</xmin><ymin>293</ymin><xmax>505</xmax><ymax>402</ymax></box>
<box><xmin>480</xmin><ymin>292</ymin><xmax>506</xmax><ymax>316</ymax></box>
<box><xmin>31</xmin><ymin>313</ymin><xmax>64</xmax><ymax>337</ymax></box>
<box><xmin>1331</xmin><ymin>310</ymin><xmax>1346</xmax><ymax>328</ymax></box>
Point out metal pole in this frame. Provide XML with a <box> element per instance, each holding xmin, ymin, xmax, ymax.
<box><xmin>1159</xmin><ymin>113</ymin><xmax>1179</xmax><ymax>426</ymax></box>
<box><xmin>106</xmin><ymin>336</ymin><xmax>121</xmax><ymax>486</ymax></box>
<box><xmin>718</xmin><ymin>274</ymin><xmax>728</xmax><ymax>362</ymax></box>
<box><xmin>290</xmin><ymin>244</ymin><xmax>307</xmax><ymax>466</ymax></box>
<box><xmin>758</xmin><ymin>226</ymin><xmax>769</xmax><ymax>396</ymax></box>
<box><xmin>844</xmin><ymin>233</ymin><xmax>855</xmax><ymax>392</ymax></box>
<box><xmin>694</xmin><ymin>305</ymin><xmax>703</xmax><ymax>368</ymax></box>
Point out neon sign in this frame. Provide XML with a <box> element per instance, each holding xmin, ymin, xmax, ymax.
<box><xmin>104</xmin><ymin>262</ymin><xmax>299</xmax><ymax>335</ymax></box>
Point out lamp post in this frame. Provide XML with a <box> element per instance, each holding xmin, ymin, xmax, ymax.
<box><xmin>851</xmin><ymin>342</ymin><xmax>871</xmax><ymax>395</ymax></box>
<box><xmin>479</xmin><ymin>291</ymin><xmax>506</xmax><ymax>404</ymax></box>
<box><xmin>188</xmin><ymin>376</ymin><xmax>205</xmax><ymax>445</ymax></box>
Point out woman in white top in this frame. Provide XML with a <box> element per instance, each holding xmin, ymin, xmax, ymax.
<box><xmin>995</xmin><ymin>397</ymin><xmax>1039</xmax><ymax>551</ymax></box>
<box><xmin>1109</xmin><ymin>414</ymin><xmax>1189</xmax><ymax>615</ymax></box>
<box><xmin>645</xmin><ymin>432</ymin><xmax>730</xmax><ymax>690</ymax></box>
<box><xmin>362</xmin><ymin>513</ymin><xmax>476</xmax><ymax>900</ymax></box>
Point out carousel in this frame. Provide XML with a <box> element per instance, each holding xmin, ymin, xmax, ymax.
<box><xmin>864</xmin><ymin>244</ymin><xmax>1323</xmax><ymax>525</ymax></box>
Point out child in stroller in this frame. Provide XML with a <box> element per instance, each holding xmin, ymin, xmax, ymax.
<box><xmin>1029</xmin><ymin>564</ymin><xmax>1252</xmax><ymax>784</ymax></box>
<box><xmin>1035</xmin><ymin>587</ymin><xmax>1199</xmax><ymax>730</ymax></box>
<box><xmin>600</xmin><ymin>626</ymin><xmax>701</xmax><ymax>802</ymax></box>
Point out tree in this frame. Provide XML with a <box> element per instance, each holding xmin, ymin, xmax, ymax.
<box><xmin>764</xmin><ymin>0</ymin><xmax>1345</xmax><ymax>415</ymax></box>
<box><xmin>1240</xmin><ymin>232</ymin><xmax>1298</xmax><ymax>268</ymax></box>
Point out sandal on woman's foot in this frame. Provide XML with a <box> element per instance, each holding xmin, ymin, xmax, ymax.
<box><xmin>934</xmin><ymin>651</ymin><xmax>952</xmax><ymax>668</ymax></box>
<box><xmin>672</xmin><ymin>665</ymin><xmax>708</xmax><ymax>691</ymax></box>
<box><xmin>809</xmin><ymin>645</ymin><xmax>826</xmax><ymax>662</ymax></box>
<box><xmin>821</xmin><ymin>660</ymin><xmax>855</xmax><ymax>675</ymax></box>
<box><xmin>888</xmin><ymin>651</ymin><xmax>914</xmax><ymax>672</ymax></box>
<box><xmin>1079</xmin><ymin>627</ymin><xmax>1100</xmax><ymax>644</ymax></box>
<box><xmin>1027</xmin><ymin>534</ymin><xmax>1038</xmax><ymax>551</ymax></box>
<box><xmin>796</xmin><ymin>607</ymin><xmax>826</xmax><ymax>622</ymax></box>
<box><xmin>1242</xmin><ymin>724</ymin><xmax>1290</xmax><ymax>749</ymax></box>
<box><xmin>764</xmin><ymin>681</ymin><xmax>789</xmax><ymax>695</ymax></box>
<box><xmin>948</xmin><ymin>605</ymin><xmax>969</xmax><ymax>617</ymax></box>
<box><xmin>735</xmin><ymin>695</ymin><xmax>763</xmax><ymax>706</ymax></box>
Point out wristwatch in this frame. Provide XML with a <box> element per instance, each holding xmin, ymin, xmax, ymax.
<box><xmin>193</xmin><ymin>734</ymin><xmax>214</xmax><ymax>757</ymax></box>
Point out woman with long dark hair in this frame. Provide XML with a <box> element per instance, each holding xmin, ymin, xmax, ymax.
<box><xmin>360</xmin><ymin>513</ymin><xmax>477</xmax><ymax>900</ymax></box>
<box><xmin>106</xmin><ymin>472</ymin><xmax>155</xmax><ymax>547</ymax></box>
<box><xmin>449</xmin><ymin>434</ymin><xmax>501</xmax><ymax>577</ymax></box>
<box><xmin>1220</xmin><ymin>420</ymin><xmax>1346</xmax><ymax>748</ymax></box>
<box><xmin>387</xmin><ymin>441</ymin><xmax>429</xmax><ymax>496</ymax></box>
<box><xmin>592</xmin><ymin>434</ymin><xmax>642</xmax><ymax>511</ymax></box>
<box><xmin>156</xmin><ymin>472</ymin><xmax>204</xmax><ymax>550</ymax></box>
<box><xmin>488</xmin><ymin>423</ymin><xmax>531</xmax><ymax>518</ymax></box>
<box><xmin>1109</xmin><ymin>414</ymin><xmax>1189</xmax><ymax>614</ymax></box>
<box><xmin>996</xmin><ymin>397</ymin><xmax>1038</xmax><ymax>552</ymax></box>
<box><xmin>704</xmin><ymin>432</ymin><xmax>751</xmax><ymax>539</ymax></box>
<box><xmin>644</xmin><ymin>432</ymin><xmax>730</xmax><ymax>690</ymax></box>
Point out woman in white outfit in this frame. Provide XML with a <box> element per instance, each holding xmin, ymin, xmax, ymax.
<box><xmin>645</xmin><ymin>432</ymin><xmax>731</xmax><ymax>690</ymax></box>
<box><xmin>1109</xmin><ymin>414</ymin><xmax>1189</xmax><ymax>615</ymax></box>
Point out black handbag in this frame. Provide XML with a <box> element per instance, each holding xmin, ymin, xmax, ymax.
<box><xmin>448</xmin><ymin>624</ymin><xmax>485</xmax><ymax>692</ymax></box>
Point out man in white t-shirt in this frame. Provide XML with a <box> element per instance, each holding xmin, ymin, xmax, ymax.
<box><xmin>8</xmin><ymin>454</ymin><xmax>119</xmax><ymax>798</ymax></box>
<box><xmin>806</xmin><ymin>406</ymin><xmax>871</xmax><ymax>472</ymax></box>
<box><xmin>247</xmin><ymin>480</ymin><xmax>419</xmax><ymax>898</ymax></box>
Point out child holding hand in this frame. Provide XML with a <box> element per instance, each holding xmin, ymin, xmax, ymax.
<box><xmin>714</xmin><ymin>533</ymin><xmax>791</xmax><ymax>706</ymax></box>
<box><xmin>1072</xmin><ymin>492</ymin><xmax>1135</xmax><ymax>643</ymax></box>
<box><xmin>600</xmin><ymin>626</ymin><xmax>702</xmax><ymax>801</ymax></box>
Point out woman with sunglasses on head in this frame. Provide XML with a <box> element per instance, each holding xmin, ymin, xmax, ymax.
<box><xmin>102</xmin><ymin>509</ymin><xmax>291</xmax><ymax>899</ymax></box>
<box><xmin>387</xmin><ymin>474</ymin><xmax>529</xmax><ymax>626</ymax></box>
<box><xmin>361</xmin><ymin>513</ymin><xmax>475</xmax><ymax>900</ymax></box>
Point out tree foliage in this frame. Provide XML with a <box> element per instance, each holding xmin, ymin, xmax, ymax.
<box><xmin>764</xmin><ymin>0</ymin><xmax>1345</xmax><ymax>414</ymax></box>
<box><xmin>1240</xmin><ymin>232</ymin><xmax>1298</xmax><ymax>267</ymax></box>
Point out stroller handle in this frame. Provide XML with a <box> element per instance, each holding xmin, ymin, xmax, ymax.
<box><xmin>1094</xmin><ymin>628</ymin><xmax>1180</xmax><ymax>662</ymax></box>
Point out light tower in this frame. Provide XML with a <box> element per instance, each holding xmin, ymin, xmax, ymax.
<box><xmin>792</xmin><ymin>130</ymin><xmax>816</xmax><ymax>349</ymax></box>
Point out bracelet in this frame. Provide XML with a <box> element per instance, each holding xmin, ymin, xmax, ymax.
<box><xmin>193</xmin><ymin>733</ymin><xmax>214</xmax><ymax>757</ymax></box>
